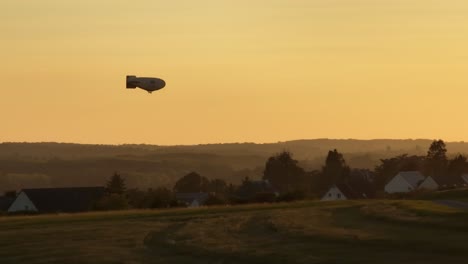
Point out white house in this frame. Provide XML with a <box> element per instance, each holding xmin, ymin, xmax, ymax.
<box><xmin>418</xmin><ymin>176</ymin><xmax>439</xmax><ymax>190</ymax></box>
<box><xmin>7</xmin><ymin>191</ymin><xmax>38</xmax><ymax>212</ymax></box>
<box><xmin>322</xmin><ymin>185</ymin><xmax>347</xmax><ymax>201</ymax></box>
<box><xmin>321</xmin><ymin>184</ymin><xmax>369</xmax><ymax>201</ymax></box>
<box><xmin>384</xmin><ymin>171</ymin><xmax>425</xmax><ymax>193</ymax></box>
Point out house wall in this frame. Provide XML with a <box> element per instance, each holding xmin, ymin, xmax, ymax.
<box><xmin>461</xmin><ymin>174</ymin><xmax>468</xmax><ymax>185</ymax></box>
<box><xmin>418</xmin><ymin>176</ymin><xmax>439</xmax><ymax>190</ymax></box>
<box><xmin>8</xmin><ymin>192</ymin><xmax>38</xmax><ymax>212</ymax></box>
<box><xmin>385</xmin><ymin>175</ymin><xmax>413</xmax><ymax>193</ymax></box>
<box><xmin>190</xmin><ymin>200</ymin><xmax>200</xmax><ymax>207</ymax></box>
<box><xmin>321</xmin><ymin>186</ymin><xmax>347</xmax><ymax>201</ymax></box>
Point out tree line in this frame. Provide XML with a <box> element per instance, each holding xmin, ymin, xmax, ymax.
<box><xmin>95</xmin><ymin>139</ymin><xmax>468</xmax><ymax>210</ymax></box>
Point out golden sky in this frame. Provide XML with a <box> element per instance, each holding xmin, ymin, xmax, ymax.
<box><xmin>2</xmin><ymin>0</ymin><xmax>468</xmax><ymax>145</ymax></box>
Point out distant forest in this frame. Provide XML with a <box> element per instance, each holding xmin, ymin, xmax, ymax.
<box><xmin>1</xmin><ymin>139</ymin><xmax>468</xmax><ymax>192</ymax></box>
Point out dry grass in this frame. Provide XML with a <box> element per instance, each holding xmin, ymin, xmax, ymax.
<box><xmin>1</xmin><ymin>200</ymin><xmax>468</xmax><ymax>263</ymax></box>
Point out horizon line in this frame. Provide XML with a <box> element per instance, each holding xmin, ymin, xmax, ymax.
<box><xmin>1</xmin><ymin>138</ymin><xmax>465</xmax><ymax>147</ymax></box>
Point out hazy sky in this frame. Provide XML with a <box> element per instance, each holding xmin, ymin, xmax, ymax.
<box><xmin>2</xmin><ymin>0</ymin><xmax>468</xmax><ymax>145</ymax></box>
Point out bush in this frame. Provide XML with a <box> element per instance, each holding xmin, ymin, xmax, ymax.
<box><xmin>94</xmin><ymin>194</ymin><xmax>129</xmax><ymax>210</ymax></box>
<box><xmin>205</xmin><ymin>194</ymin><xmax>227</xmax><ymax>206</ymax></box>
<box><xmin>277</xmin><ymin>191</ymin><xmax>305</xmax><ymax>202</ymax></box>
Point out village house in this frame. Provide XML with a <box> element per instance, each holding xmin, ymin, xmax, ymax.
<box><xmin>8</xmin><ymin>187</ymin><xmax>105</xmax><ymax>213</ymax></box>
<box><xmin>321</xmin><ymin>183</ymin><xmax>372</xmax><ymax>201</ymax></box>
<box><xmin>386</xmin><ymin>171</ymin><xmax>468</xmax><ymax>193</ymax></box>
<box><xmin>384</xmin><ymin>171</ymin><xmax>425</xmax><ymax>193</ymax></box>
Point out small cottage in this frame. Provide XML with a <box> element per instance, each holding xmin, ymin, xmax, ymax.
<box><xmin>321</xmin><ymin>183</ymin><xmax>371</xmax><ymax>201</ymax></box>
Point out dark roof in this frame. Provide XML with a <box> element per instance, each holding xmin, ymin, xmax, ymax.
<box><xmin>22</xmin><ymin>187</ymin><xmax>105</xmax><ymax>213</ymax></box>
<box><xmin>0</xmin><ymin>197</ymin><xmax>14</xmax><ymax>211</ymax></box>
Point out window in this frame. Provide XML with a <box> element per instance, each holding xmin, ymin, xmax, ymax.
<box><xmin>328</xmin><ymin>193</ymin><xmax>331</xmax><ymax>197</ymax></box>
<box><xmin>337</xmin><ymin>193</ymin><xmax>341</xmax><ymax>199</ymax></box>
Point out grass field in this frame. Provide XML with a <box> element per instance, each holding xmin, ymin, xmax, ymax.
<box><xmin>1</xmin><ymin>200</ymin><xmax>468</xmax><ymax>264</ymax></box>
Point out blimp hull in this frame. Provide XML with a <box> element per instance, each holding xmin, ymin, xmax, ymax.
<box><xmin>126</xmin><ymin>75</ymin><xmax>166</xmax><ymax>93</ymax></box>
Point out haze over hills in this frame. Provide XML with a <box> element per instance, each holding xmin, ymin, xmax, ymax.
<box><xmin>1</xmin><ymin>139</ymin><xmax>468</xmax><ymax>192</ymax></box>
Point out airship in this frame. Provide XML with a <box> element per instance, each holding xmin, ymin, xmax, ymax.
<box><xmin>126</xmin><ymin>75</ymin><xmax>166</xmax><ymax>93</ymax></box>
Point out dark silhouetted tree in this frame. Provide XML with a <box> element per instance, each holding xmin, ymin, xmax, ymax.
<box><xmin>98</xmin><ymin>173</ymin><xmax>128</xmax><ymax>210</ymax></box>
<box><xmin>4</xmin><ymin>190</ymin><xmax>16</xmax><ymax>198</ymax></box>
<box><xmin>447</xmin><ymin>154</ymin><xmax>468</xmax><ymax>182</ymax></box>
<box><xmin>263</xmin><ymin>151</ymin><xmax>306</xmax><ymax>193</ymax></box>
<box><xmin>173</xmin><ymin>172</ymin><xmax>209</xmax><ymax>193</ymax></box>
<box><xmin>207</xmin><ymin>179</ymin><xmax>228</xmax><ymax>194</ymax></box>
<box><xmin>424</xmin><ymin>140</ymin><xmax>448</xmax><ymax>180</ymax></box>
<box><xmin>150</xmin><ymin>187</ymin><xmax>177</xmax><ymax>208</ymax></box>
<box><xmin>319</xmin><ymin>149</ymin><xmax>350</xmax><ymax>190</ymax></box>
<box><xmin>106</xmin><ymin>172</ymin><xmax>126</xmax><ymax>195</ymax></box>
<box><xmin>95</xmin><ymin>194</ymin><xmax>129</xmax><ymax>210</ymax></box>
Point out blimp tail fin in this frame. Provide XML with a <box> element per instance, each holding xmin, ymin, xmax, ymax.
<box><xmin>126</xmin><ymin>75</ymin><xmax>137</xmax><ymax>88</ymax></box>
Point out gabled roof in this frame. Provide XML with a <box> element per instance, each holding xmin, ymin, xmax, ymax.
<box><xmin>397</xmin><ymin>171</ymin><xmax>425</xmax><ymax>188</ymax></box>
<box><xmin>21</xmin><ymin>187</ymin><xmax>105</xmax><ymax>213</ymax></box>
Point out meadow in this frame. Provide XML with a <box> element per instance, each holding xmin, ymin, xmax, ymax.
<box><xmin>1</xmin><ymin>200</ymin><xmax>467</xmax><ymax>264</ymax></box>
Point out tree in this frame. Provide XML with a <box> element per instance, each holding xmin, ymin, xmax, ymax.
<box><xmin>126</xmin><ymin>188</ymin><xmax>150</xmax><ymax>209</ymax></box>
<box><xmin>205</xmin><ymin>193</ymin><xmax>228</xmax><ymax>206</ymax></box>
<box><xmin>207</xmin><ymin>178</ymin><xmax>228</xmax><ymax>196</ymax></box>
<box><xmin>106</xmin><ymin>172</ymin><xmax>126</xmax><ymax>195</ymax></box>
<box><xmin>173</xmin><ymin>172</ymin><xmax>210</xmax><ymax>193</ymax></box>
<box><xmin>207</xmin><ymin>179</ymin><xmax>227</xmax><ymax>193</ymax></box>
<box><xmin>447</xmin><ymin>154</ymin><xmax>468</xmax><ymax>181</ymax></box>
<box><xmin>424</xmin><ymin>140</ymin><xmax>448</xmax><ymax>179</ymax></box>
<box><xmin>4</xmin><ymin>190</ymin><xmax>16</xmax><ymax>198</ymax></box>
<box><xmin>98</xmin><ymin>172</ymin><xmax>128</xmax><ymax>210</ymax></box>
<box><xmin>95</xmin><ymin>194</ymin><xmax>129</xmax><ymax>210</ymax></box>
<box><xmin>263</xmin><ymin>151</ymin><xmax>306</xmax><ymax>193</ymax></box>
<box><xmin>319</xmin><ymin>149</ymin><xmax>350</xmax><ymax>190</ymax></box>
<box><xmin>150</xmin><ymin>187</ymin><xmax>177</xmax><ymax>208</ymax></box>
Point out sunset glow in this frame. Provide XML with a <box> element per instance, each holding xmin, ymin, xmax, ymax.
<box><xmin>2</xmin><ymin>0</ymin><xmax>468</xmax><ymax>144</ymax></box>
